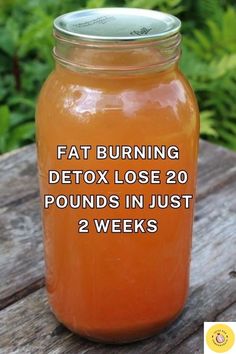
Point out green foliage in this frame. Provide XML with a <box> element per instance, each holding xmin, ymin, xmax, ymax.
<box><xmin>0</xmin><ymin>106</ymin><xmax>10</xmax><ymax>152</ymax></box>
<box><xmin>125</xmin><ymin>0</ymin><xmax>184</xmax><ymax>15</ymax></box>
<box><xmin>0</xmin><ymin>0</ymin><xmax>236</xmax><ymax>153</ymax></box>
<box><xmin>181</xmin><ymin>6</ymin><xmax>236</xmax><ymax>149</ymax></box>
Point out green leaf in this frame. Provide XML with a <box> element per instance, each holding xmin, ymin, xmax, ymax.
<box><xmin>10</xmin><ymin>112</ymin><xmax>30</xmax><ymax>126</ymax></box>
<box><xmin>0</xmin><ymin>18</ymin><xmax>20</xmax><ymax>56</ymax></box>
<box><xmin>0</xmin><ymin>105</ymin><xmax>10</xmax><ymax>153</ymax></box>
<box><xmin>200</xmin><ymin>111</ymin><xmax>217</xmax><ymax>137</ymax></box>
<box><xmin>8</xmin><ymin>96</ymin><xmax>35</xmax><ymax>108</ymax></box>
<box><xmin>0</xmin><ymin>105</ymin><xmax>10</xmax><ymax>136</ymax></box>
<box><xmin>86</xmin><ymin>0</ymin><xmax>107</xmax><ymax>7</ymax></box>
<box><xmin>6</xmin><ymin>122</ymin><xmax>35</xmax><ymax>150</ymax></box>
<box><xmin>125</xmin><ymin>0</ymin><xmax>183</xmax><ymax>14</ymax></box>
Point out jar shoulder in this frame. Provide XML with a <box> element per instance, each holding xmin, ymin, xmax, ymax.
<box><xmin>37</xmin><ymin>67</ymin><xmax>199</xmax><ymax>119</ymax></box>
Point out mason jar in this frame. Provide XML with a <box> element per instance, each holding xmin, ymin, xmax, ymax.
<box><xmin>36</xmin><ymin>8</ymin><xmax>199</xmax><ymax>344</ymax></box>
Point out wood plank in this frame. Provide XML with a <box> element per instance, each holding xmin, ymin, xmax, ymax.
<box><xmin>0</xmin><ymin>140</ymin><xmax>236</xmax><ymax>310</ymax></box>
<box><xmin>197</xmin><ymin>142</ymin><xmax>236</xmax><ymax>200</ymax></box>
<box><xmin>0</xmin><ymin>144</ymin><xmax>39</xmax><ymax>208</ymax></box>
<box><xmin>168</xmin><ymin>302</ymin><xmax>236</xmax><ymax>354</ymax></box>
<box><xmin>0</xmin><ymin>197</ymin><xmax>44</xmax><ymax>309</ymax></box>
<box><xmin>0</xmin><ymin>164</ymin><xmax>235</xmax><ymax>353</ymax></box>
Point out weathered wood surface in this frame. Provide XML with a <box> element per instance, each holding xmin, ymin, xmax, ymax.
<box><xmin>0</xmin><ymin>141</ymin><xmax>235</xmax><ymax>353</ymax></box>
<box><xmin>168</xmin><ymin>302</ymin><xmax>236</xmax><ymax>354</ymax></box>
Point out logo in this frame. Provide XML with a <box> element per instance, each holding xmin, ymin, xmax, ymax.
<box><xmin>130</xmin><ymin>27</ymin><xmax>152</xmax><ymax>36</ymax></box>
<box><xmin>204</xmin><ymin>323</ymin><xmax>235</xmax><ymax>353</ymax></box>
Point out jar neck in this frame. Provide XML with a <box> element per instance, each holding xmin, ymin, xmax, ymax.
<box><xmin>53</xmin><ymin>32</ymin><xmax>181</xmax><ymax>74</ymax></box>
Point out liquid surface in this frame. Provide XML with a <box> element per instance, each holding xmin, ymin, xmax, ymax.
<box><xmin>36</xmin><ymin>64</ymin><xmax>199</xmax><ymax>343</ymax></box>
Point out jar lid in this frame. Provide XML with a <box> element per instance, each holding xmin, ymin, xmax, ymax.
<box><xmin>54</xmin><ymin>8</ymin><xmax>181</xmax><ymax>42</ymax></box>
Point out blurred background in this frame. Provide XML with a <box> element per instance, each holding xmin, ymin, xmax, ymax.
<box><xmin>0</xmin><ymin>0</ymin><xmax>236</xmax><ymax>154</ymax></box>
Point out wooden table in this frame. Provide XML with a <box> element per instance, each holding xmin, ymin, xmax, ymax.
<box><xmin>0</xmin><ymin>141</ymin><xmax>235</xmax><ymax>354</ymax></box>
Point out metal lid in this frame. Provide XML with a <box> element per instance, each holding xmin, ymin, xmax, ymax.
<box><xmin>54</xmin><ymin>8</ymin><xmax>181</xmax><ymax>42</ymax></box>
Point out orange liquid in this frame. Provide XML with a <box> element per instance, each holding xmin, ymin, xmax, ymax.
<box><xmin>36</xmin><ymin>63</ymin><xmax>199</xmax><ymax>343</ymax></box>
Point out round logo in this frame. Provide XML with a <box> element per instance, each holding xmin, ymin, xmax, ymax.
<box><xmin>206</xmin><ymin>324</ymin><xmax>235</xmax><ymax>353</ymax></box>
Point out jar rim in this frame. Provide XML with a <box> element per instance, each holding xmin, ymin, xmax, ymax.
<box><xmin>54</xmin><ymin>8</ymin><xmax>181</xmax><ymax>43</ymax></box>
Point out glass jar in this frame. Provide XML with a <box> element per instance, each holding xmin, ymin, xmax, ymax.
<box><xmin>36</xmin><ymin>8</ymin><xmax>199</xmax><ymax>344</ymax></box>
